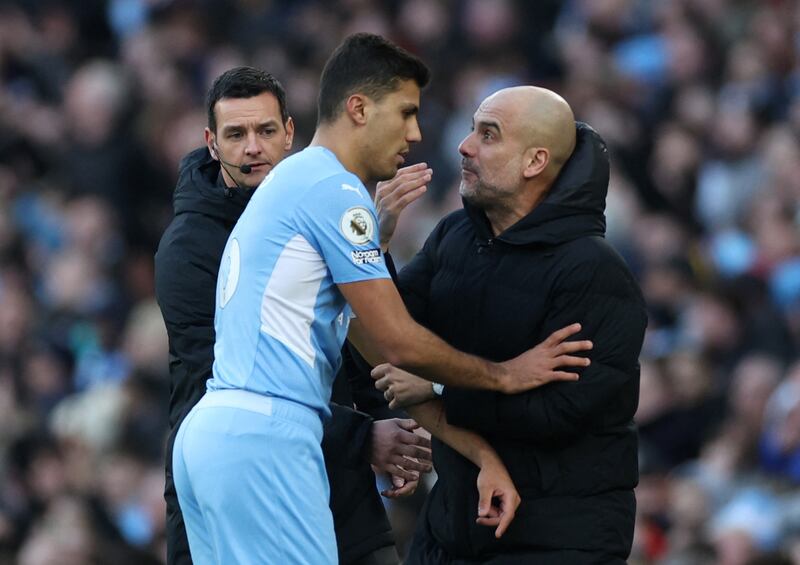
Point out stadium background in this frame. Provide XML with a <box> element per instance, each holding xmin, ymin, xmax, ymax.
<box><xmin>1</xmin><ymin>0</ymin><xmax>800</xmax><ymax>563</ymax></box>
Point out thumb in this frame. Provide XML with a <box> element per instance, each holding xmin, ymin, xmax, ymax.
<box><xmin>477</xmin><ymin>486</ymin><xmax>493</xmax><ymax>518</ymax></box>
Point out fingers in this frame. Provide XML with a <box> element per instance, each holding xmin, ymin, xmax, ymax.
<box><xmin>554</xmin><ymin>354</ymin><xmax>591</xmax><ymax>368</ymax></box>
<box><xmin>549</xmin><ymin>370</ymin><xmax>580</xmax><ymax>382</ymax></box>
<box><xmin>476</xmin><ymin>516</ymin><xmax>502</xmax><ymax>527</ymax></box>
<box><xmin>376</xmin><ymin>163</ymin><xmax>431</xmax><ymax>193</ymax></box>
<box><xmin>395</xmin><ymin>185</ymin><xmax>427</xmax><ymax>208</ymax></box>
<box><xmin>414</xmin><ymin>433</ymin><xmax>432</xmax><ymax>449</ymax></box>
<box><xmin>374</xmin><ymin>376</ymin><xmax>390</xmax><ymax>392</ymax></box>
<box><xmin>396</xmin><ymin>418</ymin><xmax>420</xmax><ymax>432</ymax></box>
<box><xmin>382</xmin><ymin>478</ymin><xmax>418</xmax><ymax>498</ymax></box>
<box><xmin>390</xmin><ymin>455</ymin><xmax>431</xmax><ymax>473</ymax></box>
<box><xmin>378</xmin><ymin>173</ymin><xmax>430</xmax><ymax>198</ymax></box>
<box><xmin>385</xmin><ymin>464</ymin><xmax>419</xmax><ymax>482</ymax></box>
<box><xmin>392</xmin><ymin>441</ymin><xmax>432</xmax><ymax>462</ymax></box>
<box><xmin>371</xmin><ymin>364</ymin><xmax>392</xmax><ymax>381</ymax></box>
<box><xmin>556</xmin><ymin>339</ymin><xmax>593</xmax><ymax>354</ymax></box>
<box><xmin>475</xmin><ymin>494</ymin><xmax>519</xmax><ymax>538</ymax></box>
<box><xmin>376</xmin><ymin>166</ymin><xmax>432</xmax><ymax>209</ymax></box>
<box><xmin>386</xmin><ymin>162</ymin><xmax>429</xmax><ymax>181</ymax></box>
<box><xmin>545</xmin><ymin>323</ymin><xmax>582</xmax><ymax>345</ymax></box>
<box><xmin>394</xmin><ymin>427</ymin><xmax>429</xmax><ymax>446</ymax></box>
<box><xmin>494</xmin><ymin>501</ymin><xmax>516</xmax><ymax>538</ymax></box>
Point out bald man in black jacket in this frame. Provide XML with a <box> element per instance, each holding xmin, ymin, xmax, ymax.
<box><xmin>373</xmin><ymin>87</ymin><xmax>647</xmax><ymax>564</ymax></box>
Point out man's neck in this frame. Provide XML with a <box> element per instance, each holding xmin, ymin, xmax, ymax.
<box><xmin>484</xmin><ymin>183</ymin><xmax>549</xmax><ymax>237</ymax></box>
<box><xmin>310</xmin><ymin>123</ymin><xmax>367</xmax><ymax>183</ymax></box>
<box><xmin>485</xmin><ymin>208</ymin><xmax>525</xmax><ymax>237</ymax></box>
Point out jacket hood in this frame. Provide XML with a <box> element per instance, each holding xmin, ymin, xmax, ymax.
<box><xmin>465</xmin><ymin>121</ymin><xmax>609</xmax><ymax>246</ymax></box>
<box><xmin>172</xmin><ymin>147</ymin><xmax>254</xmax><ymax>222</ymax></box>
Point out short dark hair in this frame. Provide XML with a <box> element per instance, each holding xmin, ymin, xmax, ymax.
<box><xmin>206</xmin><ymin>66</ymin><xmax>289</xmax><ymax>132</ymax></box>
<box><xmin>317</xmin><ymin>33</ymin><xmax>430</xmax><ymax>125</ymax></box>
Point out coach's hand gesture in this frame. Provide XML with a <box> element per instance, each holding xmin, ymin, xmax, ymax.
<box><xmin>498</xmin><ymin>323</ymin><xmax>592</xmax><ymax>394</ymax></box>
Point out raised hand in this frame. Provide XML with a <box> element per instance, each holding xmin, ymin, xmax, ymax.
<box><xmin>375</xmin><ymin>163</ymin><xmax>432</xmax><ymax>250</ymax></box>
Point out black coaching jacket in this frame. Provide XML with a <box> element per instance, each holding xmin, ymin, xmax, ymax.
<box><xmin>401</xmin><ymin>124</ymin><xmax>647</xmax><ymax>563</ymax></box>
<box><xmin>154</xmin><ymin>147</ymin><xmax>396</xmax><ymax>564</ymax></box>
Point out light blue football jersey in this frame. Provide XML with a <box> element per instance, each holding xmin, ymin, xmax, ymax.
<box><xmin>209</xmin><ymin>146</ymin><xmax>390</xmax><ymax>416</ymax></box>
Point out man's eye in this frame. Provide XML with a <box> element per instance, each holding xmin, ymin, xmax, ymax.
<box><xmin>228</xmin><ymin>132</ymin><xmax>243</xmax><ymax>139</ymax></box>
<box><xmin>261</xmin><ymin>129</ymin><xmax>276</xmax><ymax>136</ymax></box>
<box><xmin>482</xmin><ymin>130</ymin><xmax>493</xmax><ymax>140</ymax></box>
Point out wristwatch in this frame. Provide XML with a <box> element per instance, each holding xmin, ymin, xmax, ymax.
<box><xmin>431</xmin><ymin>382</ymin><xmax>444</xmax><ymax>396</ymax></box>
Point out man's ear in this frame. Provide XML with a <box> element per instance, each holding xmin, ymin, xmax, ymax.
<box><xmin>284</xmin><ymin>117</ymin><xmax>295</xmax><ymax>151</ymax></box>
<box><xmin>204</xmin><ymin>127</ymin><xmax>218</xmax><ymax>160</ymax></box>
<box><xmin>523</xmin><ymin>147</ymin><xmax>550</xmax><ymax>179</ymax></box>
<box><xmin>344</xmin><ymin>93</ymin><xmax>369</xmax><ymax>126</ymax></box>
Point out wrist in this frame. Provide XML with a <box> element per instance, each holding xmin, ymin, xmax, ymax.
<box><xmin>489</xmin><ymin>361</ymin><xmax>509</xmax><ymax>393</ymax></box>
<box><xmin>473</xmin><ymin>443</ymin><xmax>501</xmax><ymax>469</ymax></box>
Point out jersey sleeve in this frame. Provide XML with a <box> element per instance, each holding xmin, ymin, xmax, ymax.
<box><xmin>295</xmin><ymin>173</ymin><xmax>391</xmax><ymax>284</ymax></box>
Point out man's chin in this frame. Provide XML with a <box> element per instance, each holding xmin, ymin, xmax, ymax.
<box><xmin>373</xmin><ymin>167</ymin><xmax>398</xmax><ymax>183</ymax></box>
<box><xmin>247</xmin><ymin>176</ymin><xmax>271</xmax><ymax>190</ymax></box>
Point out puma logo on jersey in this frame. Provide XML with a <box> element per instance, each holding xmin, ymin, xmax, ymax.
<box><xmin>341</xmin><ymin>183</ymin><xmax>363</xmax><ymax>198</ymax></box>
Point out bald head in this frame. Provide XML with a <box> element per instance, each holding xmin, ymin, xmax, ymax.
<box><xmin>459</xmin><ymin>85</ymin><xmax>577</xmax><ymax>233</ymax></box>
<box><xmin>480</xmin><ymin>86</ymin><xmax>576</xmax><ymax>176</ymax></box>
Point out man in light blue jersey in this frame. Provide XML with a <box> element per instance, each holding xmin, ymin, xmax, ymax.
<box><xmin>173</xmin><ymin>33</ymin><xmax>592</xmax><ymax>564</ymax></box>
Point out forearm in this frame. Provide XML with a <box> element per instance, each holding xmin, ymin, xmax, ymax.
<box><xmin>348</xmin><ymin>314</ymin><xmax>504</xmax><ymax>391</ymax></box>
<box><xmin>396</xmin><ymin>325</ymin><xmax>502</xmax><ymax>391</ymax></box>
<box><xmin>406</xmin><ymin>400</ymin><xmax>500</xmax><ymax>469</ymax></box>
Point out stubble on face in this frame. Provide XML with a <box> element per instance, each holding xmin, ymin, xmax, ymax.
<box><xmin>459</xmin><ymin>168</ymin><xmax>507</xmax><ymax>212</ymax></box>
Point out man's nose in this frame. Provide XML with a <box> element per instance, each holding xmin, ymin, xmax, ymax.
<box><xmin>406</xmin><ymin>118</ymin><xmax>422</xmax><ymax>143</ymax></box>
<box><xmin>458</xmin><ymin>133</ymin><xmax>475</xmax><ymax>157</ymax></box>
<box><xmin>244</xmin><ymin>132</ymin><xmax>261</xmax><ymax>154</ymax></box>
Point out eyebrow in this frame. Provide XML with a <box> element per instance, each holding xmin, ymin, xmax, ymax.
<box><xmin>474</xmin><ymin>119</ymin><xmax>501</xmax><ymax>134</ymax></box>
<box><xmin>222</xmin><ymin>119</ymin><xmax>280</xmax><ymax>132</ymax></box>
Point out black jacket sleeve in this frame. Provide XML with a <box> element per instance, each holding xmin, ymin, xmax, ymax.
<box><xmin>322</xmin><ymin>402</ymin><xmax>375</xmax><ymax>468</ymax></box>
<box><xmin>443</xmin><ymin>256</ymin><xmax>647</xmax><ymax>444</ymax></box>
<box><xmin>155</xmin><ymin>246</ymin><xmax>217</xmax><ymax>372</ymax></box>
<box><xmin>155</xmin><ymin>236</ymin><xmax>219</xmax><ymax>427</ymax></box>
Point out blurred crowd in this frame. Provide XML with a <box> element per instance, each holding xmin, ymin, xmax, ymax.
<box><xmin>1</xmin><ymin>0</ymin><xmax>800</xmax><ymax>563</ymax></box>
